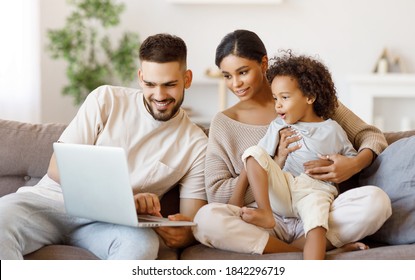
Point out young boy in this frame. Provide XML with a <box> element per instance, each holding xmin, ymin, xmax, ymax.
<box><xmin>240</xmin><ymin>51</ymin><xmax>360</xmax><ymax>259</ymax></box>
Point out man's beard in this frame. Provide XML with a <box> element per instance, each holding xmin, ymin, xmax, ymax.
<box><xmin>143</xmin><ymin>94</ymin><xmax>184</xmax><ymax>122</ymax></box>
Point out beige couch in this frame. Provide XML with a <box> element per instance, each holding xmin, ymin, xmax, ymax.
<box><xmin>1</xmin><ymin>118</ymin><xmax>414</xmax><ymax>260</ymax></box>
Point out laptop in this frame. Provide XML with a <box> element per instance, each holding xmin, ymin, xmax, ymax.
<box><xmin>53</xmin><ymin>142</ymin><xmax>196</xmax><ymax>228</ymax></box>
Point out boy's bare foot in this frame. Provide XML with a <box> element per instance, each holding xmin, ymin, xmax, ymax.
<box><xmin>329</xmin><ymin>242</ymin><xmax>369</xmax><ymax>254</ymax></box>
<box><xmin>341</xmin><ymin>242</ymin><xmax>369</xmax><ymax>251</ymax></box>
<box><xmin>240</xmin><ymin>207</ymin><xmax>275</xmax><ymax>229</ymax></box>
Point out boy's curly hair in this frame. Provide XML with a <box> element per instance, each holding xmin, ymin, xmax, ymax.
<box><xmin>266</xmin><ymin>50</ymin><xmax>338</xmax><ymax>119</ymax></box>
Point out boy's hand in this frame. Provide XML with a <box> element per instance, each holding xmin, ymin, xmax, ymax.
<box><xmin>274</xmin><ymin>127</ymin><xmax>302</xmax><ymax>167</ymax></box>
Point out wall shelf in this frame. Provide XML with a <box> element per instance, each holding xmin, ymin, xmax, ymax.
<box><xmin>348</xmin><ymin>74</ymin><xmax>415</xmax><ymax>131</ymax></box>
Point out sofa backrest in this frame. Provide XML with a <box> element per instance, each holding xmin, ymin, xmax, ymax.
<box><xmin>0</xmin><ymin>118</ymin><xmax>181</xmax><ymax>216</ymax></box>
<box><xmin>2</xmin><ymin>117</ymin><xmax>415</xmax><ymax>202</ymax></box>
<box><xmin>0</xmin><ymin>119</ymin><xmax>66</xmax><ymax>197</ymax></box>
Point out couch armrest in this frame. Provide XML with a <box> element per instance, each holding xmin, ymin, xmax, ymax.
<box><xmin>0</xmin><ymin>119</ymin><xmax>66</xmax><ymax>196</ymax></box>
<box><xmin>383</xmin><ymin>130</ymin><xmax>415</xmax><ymax>145</ymax></box>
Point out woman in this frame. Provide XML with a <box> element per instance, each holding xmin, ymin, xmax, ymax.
<box><xmin>193</xmin><ymin>29</ymin><xmax>392</xmax><ymax>255</ymax></box>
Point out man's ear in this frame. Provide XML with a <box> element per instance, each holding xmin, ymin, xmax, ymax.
<box><xmin>137</xmin><ymin>69</ymin><xmax>143</xmax><ymax>86</ymax></box>
<box><xmin>184</xmin><ymin>69</ymin><xmax>193</xmax><ymax>89</ymax></box>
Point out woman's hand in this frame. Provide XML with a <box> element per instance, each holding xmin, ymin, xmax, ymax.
<box><xmin>134</xmin><ymin>192</ymin><xmax>161</xmax><ymax>216</ymax></box>
<box><xmin>153</xmin><ymin>214</ymin><xmax>196</xmax><ymax>248</ymax></box>
<box><xmin>274</xmin><ymin>127</ymin><xmax>302</xmax><ymax>168</ymax></box>
<box><xmin>304</xmin><ymin>154</ymin><xmax>360</xmax><ymax>184</ymax></box>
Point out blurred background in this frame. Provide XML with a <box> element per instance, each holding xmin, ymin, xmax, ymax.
<box><xmin>1</xmin><ymin>0</ymin><xmax>415</xmax><ymax>131</ymax></box>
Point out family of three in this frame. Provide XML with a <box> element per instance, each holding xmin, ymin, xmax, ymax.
<box><xmin>0</xmin><ymin>30</ymin><xmax>392</xmax><ymax>260</ymax></box>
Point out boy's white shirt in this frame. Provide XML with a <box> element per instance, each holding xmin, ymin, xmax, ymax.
<box><xmin>258</xmin><ymin>117</ymin><xmax>357</xmax><ymax>177</ymax></box>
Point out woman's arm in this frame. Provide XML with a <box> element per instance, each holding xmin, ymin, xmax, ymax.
<box><xmin>333</xmin><ymin>101</ymin><xmax>387</xmax><ymax>156</ymax></box>
<box><xmin>304</xmin><ymin>149</ymin><xmax>373</xmax><ymax>184</ymax></box>
<box><xmin>204</xmin><ymin>114</ymin><xmax>267</xmax><ymax>205</ymax></box>
<box><xmin>205</xmin><ymin>132</ymin><xmax>250</xmax><ymax>204</ymax></box>
<box><xmin>305</xmin><ymin>101</ymin><xmax>387</xmax><ymax>183</ymax></box>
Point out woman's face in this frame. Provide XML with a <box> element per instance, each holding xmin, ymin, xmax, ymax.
<box><xmin>219</xmin><ymin>54</ymin><xmax>266</xmax><ymax>101</ymax></box>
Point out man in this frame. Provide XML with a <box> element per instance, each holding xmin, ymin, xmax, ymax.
<box><xmin>0</xmin><ymin>33</ymin><xmax>208</xmax><ymax>259</ymax></box>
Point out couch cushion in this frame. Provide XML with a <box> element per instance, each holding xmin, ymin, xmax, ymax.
<box><xmin>0</xmin><ymin>119</ymin><xmax>66</xmax><ymax>196</ymax></box>
<box><xmin>360</xmin><ymin>135</ymin><xmax>415</xmax><ymax>245</ymax></box>
<box><xmin>24</xmin><ymin>241</ymin><xmax>179</xmax><ymax>260</ymax></box>
<box><xmin>24</xmin><ymin>245</ymin><xmax>99</xmax><ymax>260</ymax></box>
<box><xmin>181</xmin><ymin>243</ymin><xmax>415</xmax><ymax>260</ymax></box>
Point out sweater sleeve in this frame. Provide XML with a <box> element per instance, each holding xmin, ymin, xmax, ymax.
<box><xmin>204</xmin><ymin>114</ymin><xmax>267</xmax><ymax>204</ymax></box>
<box><xmin>332</xmin><ymin>101</ymin><xmax>388</xmax><ymax>156</ymax></box>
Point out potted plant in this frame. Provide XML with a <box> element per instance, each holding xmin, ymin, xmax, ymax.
<box><xmin>47</xmin><ymin>0</ymin><xmax>140</xmax><ymax>105</ymax></box>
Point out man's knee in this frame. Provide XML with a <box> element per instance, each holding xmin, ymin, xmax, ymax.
<box><xmin>108</xmin><ymin>228</ymin><xmax>159</xmax><ymax>260</ymax></box>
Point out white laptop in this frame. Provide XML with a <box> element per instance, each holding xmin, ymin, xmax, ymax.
<box><xmin>53</xmin><ymin>142</ymin><xmax>196</xmax><ymax>228</ymax></box>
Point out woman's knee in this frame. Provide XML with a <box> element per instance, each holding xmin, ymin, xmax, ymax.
<box><xmin>356</xmin><ymin>186</ymin><xmax>392</xmax><ymax>226</ymax></box>
<box><xmin>193</xmin><ymin>203</ymin><xmax>237</xmax><ymax>245</ymax></box>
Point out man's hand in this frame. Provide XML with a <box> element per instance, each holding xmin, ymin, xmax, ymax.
<box><xmin>154</xmin><ymin>214</ymin><xmax>196</xmax><ymax>249</ymax></box>
<box><xmin>274</xmin><ymin>127</ymin><xmax>302</xmax><ymax>168</ymax></box>
<box><xmin>304</xmin><ymin>154</ymin><xmax>360</xmax><ymax>184</ymax></box>
<box><xmin>134</xmin><ymin>193</ymin><xmax>161</xmax><ymax>216</ymax></box>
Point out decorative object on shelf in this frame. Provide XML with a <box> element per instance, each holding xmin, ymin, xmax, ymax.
<box><xmin>373</xmin><ymin>48</ymin><xmax>406</xmax><ymax>74</ymax></box>
<box><xmin>47</xmin><ymin>0</ymin><xmax>140</xmax><ymax>105</ymax></box>
<box><xmin>206</xmin><ymin>67</ymin><xmax>227</xmax><ymax>111</ymax></box>
<box><xmin>373</xmin><ymin>48</ymin><xmax>390</xmax><ymax>74</ymax></box>
<box><xmin>390</xmin><ymin>56</ymin><xmax>407</xmax><ymax>73</ymax></box>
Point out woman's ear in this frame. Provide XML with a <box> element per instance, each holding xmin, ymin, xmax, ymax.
<box><xmin>261</xmin><ymin>55</ymin><xmax>268</xmax><ymax>73</ymax></box>
<box><xmin>307</xmin><ymin>96</ymin><xmax>316</xmax><ymax>104</ymax></box>
<box><xmin>184</xmin><ymin>69</ymin><xmax>193</xmax><ymax>89</ymax></box>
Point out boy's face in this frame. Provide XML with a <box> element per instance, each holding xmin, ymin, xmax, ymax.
<box><xmin>271</xmin><ymin>75</ymin><xmax>317</xmax><ymax>124</ymax></box>
<box><xmin>138</xmin><ymin>61</ymin><xmax>192</xmax><ymax>121</ymax></box>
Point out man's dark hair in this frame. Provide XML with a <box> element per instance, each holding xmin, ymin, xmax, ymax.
<box><xmin>139</xmin><ymin>33</ymin><xmax>187</xmax><ymax>67</ymax></box>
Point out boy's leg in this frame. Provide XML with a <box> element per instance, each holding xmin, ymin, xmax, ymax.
<box><xmin>69</xmin><ymin>221</ymin><xmax>160</xmax><ymax>260</ymax></box>
<box><xmin>242</xmin><ymin>156</ymin><xmax>276</xmax><ymax>228</ymax></box>
<box><xmin>303</xmin><ymin>226</ymin><xmax>327</xmax><ymax>260</ymax></box>
<box><xmin>291</xmin><ymin>174</ymin><xmax>337</xmax><ymax>259</ymax></box>
<box><xmin>242</xmin><ymin>146</ymin><xmax>295</xmax><ymax>218</ymax></box>
<box><xmin>292</xmin><ymin>174</ymin><xmax>337</xmax><ymax>237</ymax></box>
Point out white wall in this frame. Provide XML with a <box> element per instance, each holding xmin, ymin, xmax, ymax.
<box><xmin>39</xmin><ymin>0</ymin><xmax>415</xmax><ymax>124</ymax></box>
